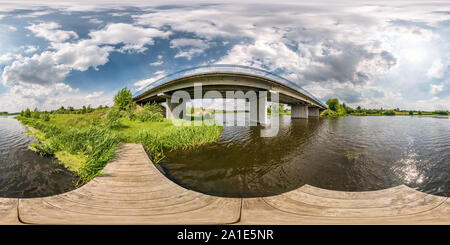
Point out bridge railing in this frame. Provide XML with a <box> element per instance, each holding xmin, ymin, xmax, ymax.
<box><xmin>133</xmin><ymin>64</ymin><xmax>327</xmax><ymax>108</ymax></box>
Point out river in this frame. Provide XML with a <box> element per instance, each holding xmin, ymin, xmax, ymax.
<box><xmin>0</xmin><ymin>116</ymin><xmax>77</xmax><ymax>198</ymax></box>
<box><xmin>1</xmin><ymin>114</ymin><xmax>448</xmax><ymax>198</ymax></box>
<box><xmin>160</xmin><ymin>114</ymin><xmax>450</xmax><ymax>197</ymax></box>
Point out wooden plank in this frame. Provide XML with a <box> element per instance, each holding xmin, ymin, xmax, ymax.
<box><xmin>18</xmin><ymin>144</ymin><xmax>241</xmax><ymax>225</ymax></box>
<box><xmin>0</xmin><ymin>198</ymin><xmax>20</xmax><ymax>224</ymax></box>
<box><xmin>240</xmin><ymin>185</ymin><xmax>450</xmax><ymax>224</ymax></box>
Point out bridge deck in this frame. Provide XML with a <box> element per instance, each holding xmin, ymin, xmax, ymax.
<box><xmin>0</xmin><ymin>143</ymin><xmax>448</xmax><ymax>224</ymax></box>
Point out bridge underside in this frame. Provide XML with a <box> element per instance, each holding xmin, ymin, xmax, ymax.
<box><xmin>133</xmin><ymin>74</ymin><xmax>325</xmax><ymax>123</ymax></box>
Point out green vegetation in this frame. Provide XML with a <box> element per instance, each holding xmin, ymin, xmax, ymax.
<box><xmin>432</xmin><ymin>110</ymin><xmax>449</xmax><ymax>115</ymax></box>
<box><xmin>113</xmin><ymin>87</ymin><xmax>133</xmax><ymax>111</ymax></box>
<box><xmin>320</xmin><ymin>98</ymin><xmax>347</xmax><ymax>118</ymax></box>
<box><xmin>320</xmin><ymin>97</ymin><xmax>448</xmax><ymax>118</ymax></box>
<box><xmin>134</xmin><ymin>102</ymin><xmax>164</xmax><ymax>122</ymax></box>
<box><xmin>16</xmin><ymin>87</ymin><xmax>223</xmax><ymax>185</ymax></box>
<box><xmin>267</xmin><ymin>103</ymin><xmax>291</xmax><ymax>115</ymax></box>
<box><xmin>383</xmin><ymin>110</ymin><xmax>395</xmax><ymax>116</ymax></box>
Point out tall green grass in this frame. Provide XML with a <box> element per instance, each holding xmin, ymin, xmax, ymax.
<box><xmin>17</xmin><ymin>116</ymin><xmax>120</xmax><ymax>184</ymax></box>
<box><xmin>136</xmin><ymin>123</ymin><xmax>222</xmax><ymax>163</ymax></box>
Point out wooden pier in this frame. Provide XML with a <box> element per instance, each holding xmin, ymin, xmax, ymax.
<box><xmin>0</xmin><ymin>143</ymin><xmax>448</xmax><ymax>224</ymax></box>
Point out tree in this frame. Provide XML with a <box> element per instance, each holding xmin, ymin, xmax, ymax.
<box><xmin>82</xmin><ymin>105</ymin><xmax>87</xmax><ymax>114</ymax></box>
<box><xmin>31</xmin><ymin>108</ymin><xmax>41</xmax><ymax>119</ymax></box>
<box><xmin>113</xmin><ymin>87</ymin><xmax>133</xmax><ymax>111</ymax></box>
<box><xmin>24</xmin><ymin>108</ymin><xmax>32</xmax><ymax>118</ymax></box>
<box><xmin>326</xmin><ymin>98</ymin><xmax>340</xmax><ymax>112</ymax></box>
<box><xmin>409</xmin><ymin>111</ymin><xmax>414</xmax><ymax>115</ymax></box>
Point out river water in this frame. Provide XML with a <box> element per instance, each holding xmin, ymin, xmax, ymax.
<box><xmin>0</xmin><ymin>116</ymin><xmax>76</xmax><ymax>198</ymax></box>
<box><xmin>1</xmin><ymin>115</ymin><xmax>448</xmax><ymax>198</ymax></box>
<box><xmin>160</xmin><ymin>114</ymin><xmax>450</xmax><ymax>197</ymax></box>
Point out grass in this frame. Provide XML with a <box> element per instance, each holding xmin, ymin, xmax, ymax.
<box><xmin>17</xmin><ymin>108</ymin><xmax>223</xmax><ymax>184</ymax></box>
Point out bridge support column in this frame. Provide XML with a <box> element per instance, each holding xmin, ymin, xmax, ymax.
<box><xmin>165</xmin><ymin>98</ymin><xmax>186</xmax><ymax>119</ymax></box>
<box><xmin>248</xmin><ymin>91</ymin><xmax>267</xmax><ymax>125</ymax></box>
<box><xmin>291</xmin><ymin>105</ymin><xmax>308</xmax><ymax>119</ymax></box>
<box><xmin>308</xmin><ymin>107</ymin><xmax>320</xmax><ymax>117</ymax></box>
<box><xmin>258</xmin><ymin>92</ymin><xmax>267</xmax><ymax>125</ymax></box>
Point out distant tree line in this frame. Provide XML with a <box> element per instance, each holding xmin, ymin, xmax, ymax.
<box><xmin>322</xmin><ymin>98</ymin><xmax>449</xmax><ymax>117</ymax></box>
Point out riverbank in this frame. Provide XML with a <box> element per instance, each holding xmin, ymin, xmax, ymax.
<box><xmin>16</xmin><ymin>108</ymin><xmax>222</xmax><ymax>184</ymax></box>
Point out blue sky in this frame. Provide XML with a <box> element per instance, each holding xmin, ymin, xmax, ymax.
<box><xmin>0</xmin><ymin>0</ymin><xmax>449</xmax><ymax>112</ymax></box>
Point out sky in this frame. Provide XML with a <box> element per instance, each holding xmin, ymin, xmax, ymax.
<box><xmin>0</xmin><ymin>0</ymin><xmax>449</xmax><ymax>112</ymax></box>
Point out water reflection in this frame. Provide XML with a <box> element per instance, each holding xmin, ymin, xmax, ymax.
<box><xmin>161</xmin><ymin>115</ymin><xmax>450</xmax><ymax>197</ymax></box>
<box><xmin>0</xmin><ymin>116</ymin><xmax>77</xmax><ymax>198</ymax></box>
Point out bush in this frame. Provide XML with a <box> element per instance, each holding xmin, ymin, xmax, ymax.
<box><xmin>326</xmin><ymin>98</ymin><xmax>340</xmax><ymax>112</ymax></box>
<box><xmin>383</xmin><ymin>110</ymin><xmax>395</xmax><ymax>116</ymax></box>
<box><xmin>135</xmin><ymin>102</ymin><xmax>164</xmax><ymax>122</ymax></box>
<box><xmin>113</xmin><ymin>87</ymin><xmax>133</xmax><ymax>111</ymax></box>
<box><xmin>432</xmin><ymin>110</ymin><xmax>449</xmax><ymax>115</ymax></box>
<box><xmin>24</xmin><ymin>108</ymin><xmax>31</xmax><ymax>118</ymax></box>
<box><xmin>31</xmin><ymin>108</ymin><xmax>40</xmax><ymax>119</ymax></box>
<box><xmin>105</xmin><ymin>108</ymin><xmax>122</xmax><ymax>128</ymax></box>
<box><xmin>40</xmin><ymin>113</ymin><xmax>50</xmax><ymax>121</ymax></box>
<box><xmin>320</xmin><ymin>109</ymin><xmax>338</xmax><ymax>118</ymax></box>
<box><xmin>409</xmin><ymin>111</ymin><xmax>414</xmax><ymax>115</ymax></box>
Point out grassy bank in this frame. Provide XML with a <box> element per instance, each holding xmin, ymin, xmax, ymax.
<box><xmin>17</xmin><ymin>88</ymin><xmax>223</xmax><ymax>184</ymax></box>
<box><xmin>18</xmin><ymin>111</ymin><xmax>222</xmax><ymax>184</ymax></box>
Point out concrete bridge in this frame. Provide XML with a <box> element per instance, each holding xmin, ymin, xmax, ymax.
<box><xmin>133</xmin><ymin>65</ymin><xmax>327</xmax><ymax>124</ymax></box>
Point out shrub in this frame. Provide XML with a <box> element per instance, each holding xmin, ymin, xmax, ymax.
<box><xmin>432</xmin><ymin>110</ymin><xmax>449</xmax><ymax>115</ymax></box>
<box><xmin>409</xmin><ymin>111</ymin><xmax>414</xmax><ymax>115</ymax></box>
<box><xmin>326</xmin><ymin>98</ymin><xmax>340</xmax><ymax>112</ymax></box>
<box><xmin>105</xmin><ymin>108</ymin><xmax>122</xmax><ymax>128</ymax></box>
<box><xmin>135</xmin><ymin>102</ymin><xmax>164</xmax><ymax>122</ymax></box>
<box><xmin>31</xmin><ymin>108</ymin><xmax>40</xmax><ymax>119</ymax></box>
<box><xmin>383</xmin><ymin>110</ymin><xmax>395</xmax><ymax>116</ymax></box>
<box><xmin>320</xmin><ymin>109</ymin><xmax>338</xmax><ymax>118</ymax></box>
<box><xmin>40</xmin><ymin>113</ymin><xmax>50</xmax><ymax>121</ymax></box>
<box><xmin>113</xmin><ymin>87</ymin><xmax>133</xmax><ymax>111</ymax></box>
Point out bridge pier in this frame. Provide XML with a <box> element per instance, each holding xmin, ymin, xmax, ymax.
<box><xmin>165</xmin><ymin>98</ymin><xmax>186</xmax><ymax>119</ymax></box>
<box><xmin>291</xmin><ymin>105</ymin><xmax>308</xmax><ymax>119</ymax></box>
<box><xmin>248</xmin><ymin>92</ymin><xmax>267</xmax><ymax>125</ymax></box>
<box><xmin>308</xmin><ymin>107</ymin><xmax>320</xmax><ymax>117</ymax></box>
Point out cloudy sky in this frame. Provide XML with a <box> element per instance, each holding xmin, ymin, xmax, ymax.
<box><xmin>0</xmin><ymin>0</ymin><xmax>449</xmax><ymax>112</ymax></box>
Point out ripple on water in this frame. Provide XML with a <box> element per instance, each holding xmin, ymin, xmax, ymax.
<box><xmin>161</xmin><ymin>115</ymin><xmax>450</xmax><ymax>197</ymax></box>
<box><xmin>0</xmin><ymin>116</ymin><xmax>77</xmax><ymax>198</ymax></box>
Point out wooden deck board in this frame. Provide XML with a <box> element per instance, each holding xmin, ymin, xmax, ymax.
<box><xmin>0</xmin><ymin>143</ymin><xmax>445</xmax><ymax>225</ymax></box>
<box><xmin>18</xmin><ymin>144</ymin><xmax>241</xmax><ymax>225</ymax></box>
<box><xmin>239</xmin><ymin>185</ymin><xmax>450</xmax><ymax>224</ymax></box>
<box><xmin>0</xmin><ymin>198</ymin><xmax>20</xmax><ymax>225</ymax></box>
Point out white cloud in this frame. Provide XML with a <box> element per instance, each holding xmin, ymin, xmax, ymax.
<box><xmin>3</xmin><ymin>22</ymin><xmax>170</xmax><ymax>87</ymax></box>
<box><xmin>86</xmin><ymin>91</ymin><xmax>104</xmax><ymax>98</ymax></box>
<box><xmin>427</xmin><ymin>59</ymin><xmax>445</xmax><ymax>79</ymax></box>
<box><xmin>88</xmin><ymin>23</ymin><xmax>170</xmax><ymax>53</ymax></box>
<box><xmin>430</xmin><ymin>84</ymin><xmax>444</xmax><ymax>95</ymax></box>
<box><xmin>170</xmin><ymin>38</ymin><xmax>208</xmax><ymax>49</ymax></box>
<box><xmin>21</xmin><ymin>45</ymin><xmax>39</xmax><ymax>54</ymax></box>
<box><xmin>88</xmin><ymin>18</ymin><xmax>103</xmax><ymax>24</ymax></box>
<box><xmin>0</xmin><ymin>53</ymin><xmax>15</xmax><ymax>64</ymax></box>
<box><xmin>134</xmin><ymin>70</ymin><xmax>166</xmax><ymax>90</ymax></box>
<box><xmin>2</xmin><ymin>52</ymin><xmax>71</xmax><ymax>86</ymax></box>
<box><xmin>170</xmin><ymin>38</ymin><xmax>209</xmax><ymax>59</ymax></box>
<box><xmin>0</xmin><ymin>82</ymin><xmax>112</xmax><ymax>112</ymax></box>
<box><xmin>8</xmin><ymin>26</ymin><xmax>17</xmax><ymax>31</ymax></box>
<box><xmin>27</xmin><ymin>22</ymin><xmax>79</xmax><ymax>43</ymax></box>
<box><xmin>149</xmin><ymin>60</ymin><xmax>163</xmax><ymax>66</ymax></box>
